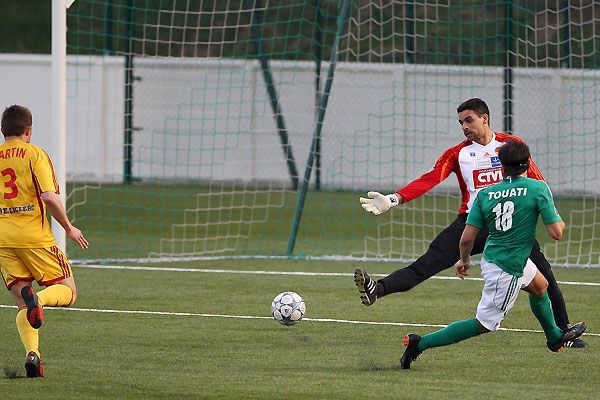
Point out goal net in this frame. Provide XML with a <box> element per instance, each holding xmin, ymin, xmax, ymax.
<box><xmin>64</xmin><ymin>0</ymin><xmax>600</xmax><ymax>266</ymax></box>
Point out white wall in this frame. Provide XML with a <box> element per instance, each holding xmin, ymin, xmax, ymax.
<box><xmin>0</xmin><ymin>54</ymin><xmax>597</xmax><ymax>195</ymax></box>
<box><xmin>0</xmin><ymin>54</ymin><xmax>124</xmax><ymax>183</ymax></box>
<box><xmin>0</xmin><ymin>55</ymin><xmax>56</xmax><ymax>164</ymax></box>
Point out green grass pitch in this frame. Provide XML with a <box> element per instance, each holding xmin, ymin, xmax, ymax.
<box><xmin>1</xmin><ymin>258</ymin><xmax>599</xmax><ymax>398</ymax></box>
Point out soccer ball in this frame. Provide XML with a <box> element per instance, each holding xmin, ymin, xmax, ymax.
<box><xmin>271</xmin><ymin>291</ymin><xmax>306</xmax><ymax>326</ymax></box>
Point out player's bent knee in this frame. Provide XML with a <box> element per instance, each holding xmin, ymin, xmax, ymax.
<box><xmin>530</xmin><ymin>287</ymin><xmax>547</xmax><ymax>297</ymax></box>
<box><xmin>52</xmin><ymin>278</ymin><xmax>77</xmax><ymax>306</ymax></box>
<box><xmin>527</xmin><ymin>279</ymin><xmax>548</xmax><ymax>297</ymax></box>
<box><xmin>64</xmin><ymin>284</ymin><xmax>77</xmax><ymax>306</ymax></box>
<box><xmin>476</xmin><ymin>319</ymin><xmax>491</xmax><ymax>334</ymax></box>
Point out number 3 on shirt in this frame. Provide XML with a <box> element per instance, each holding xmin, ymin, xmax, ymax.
<box><xmin>2</xmin><ymin>168</ymin><xmax>18</xmax><ymax>199</ymax></box>
<box><xmin>493</xmin><ymin>200</ymin><xmax>514</xmax><ymax>231</ymax></box>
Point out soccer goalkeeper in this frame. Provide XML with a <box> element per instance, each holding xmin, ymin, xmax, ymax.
<box><xmin>354</xmin><ymin>98</ymin><xmax>587</xmax><ymax>348</ymax></box>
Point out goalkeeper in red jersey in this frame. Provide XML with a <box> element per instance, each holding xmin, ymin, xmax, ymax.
<box><xmin>354</xmin><ymin>98</ymin><xmax>587</xmax><ymax>348</ymax></box>
<box><xmin>0</xmin><ymin>105</ymin><xmax>89</xmax><ymax>378</ymax></box>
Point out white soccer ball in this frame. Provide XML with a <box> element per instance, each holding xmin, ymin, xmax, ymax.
<box><xmin>271</xmin><ymin>291</ymin><xmax>306</xmax><ymax>326</ymax></box>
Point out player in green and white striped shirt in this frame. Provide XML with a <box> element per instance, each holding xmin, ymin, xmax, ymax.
<box><xmin>400</xmin><ymin>139</ymin><xmax>587</xmax><ymax>369</ymax></box>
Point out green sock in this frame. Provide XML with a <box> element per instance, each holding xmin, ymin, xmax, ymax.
<box><xmin>529</xmin><ymin>292</ymin><xmax>562</xmax><ymax>343</ymax></box>
<box><xmin>418</xmin><ymin>318</ymin><xmax>482</xmax><ymax>352</ymax></box>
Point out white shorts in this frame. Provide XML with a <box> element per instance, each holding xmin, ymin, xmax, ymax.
<box><xmin>476</xmin><ymin>257</ymin><xmax>537</xmax><ymax>331</ymax></box>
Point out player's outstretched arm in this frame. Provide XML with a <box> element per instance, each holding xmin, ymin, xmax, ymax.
<box><xmin>359</xmin><ymin>191</ymin><xmax>401</xmax><ymax>215</ymax></box>
<box><xmin>546</xmin><ymin>220</ymin><xmax>565</xmax><ymax>240</ymax></box>
<box><xmin>40</xmin><ymin>191</ymin><xmax>89</xmax><ymax>249</ymax></box>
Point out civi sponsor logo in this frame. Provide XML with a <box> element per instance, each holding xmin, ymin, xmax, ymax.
<box><xmin>473</xmin><ymin>167</ymin><xmax>503</xmax><ymax>188</ymax></box>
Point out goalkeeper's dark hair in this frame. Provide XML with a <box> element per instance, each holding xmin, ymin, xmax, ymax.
<box><xmin>457</xmin><ymin>98</ymin><xmax>490</xmax><ymax>124</ymax></box>
<box><xmin>1</xmin><ymin>105</ymin><xmax>32</xmax><ymax>137</ymax></box>
<box><xmin>498</xmin><ymin>139</ymin><xmax>530</xmax><ymax>177</ymax></box>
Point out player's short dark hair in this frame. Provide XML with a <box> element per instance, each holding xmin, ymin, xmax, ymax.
<box><xmin>457</xmin><ymin>98</ymin><xmax>490</xmax><ymax>123</ymax></box>
<box><xmin>1</xmin><ymin>105</ymin><xmax>32</xmax><ymax>137</ymax></box>
<box><xmin>498</xmin><ymin>139</ymin><xmax>530</xmax><ymax>177</ymax></box>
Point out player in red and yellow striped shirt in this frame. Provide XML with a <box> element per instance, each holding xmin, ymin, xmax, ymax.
<box><xmin>0</xmin><ymin>105</ymin><xmax>88</xmax><ymax>378</ymax></box>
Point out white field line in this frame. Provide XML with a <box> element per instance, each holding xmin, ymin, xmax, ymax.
<box><xmin>71</xmin><ymin>264</ymin><xmax>600</xmax><ymax>287</ymax></box>
<box><xmin>0</xmin><ymin>304</ymin><xmax>597</xmax><ymax>336</ymax></box>
<box><xmin>72</xmin><ymin>255</ymin><xmax>600</xmax><ymax>269</ymax></box>
<box><xmin>1</xmin><ymin>265</ymin><xmax>598</xmax><ymax>336</ymax></box>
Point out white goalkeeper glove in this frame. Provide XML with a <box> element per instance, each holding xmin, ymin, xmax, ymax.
<box><xmin>359</xmin><ymin>191</ymin><xmax>399</xmax><ymax>215</ymax></box>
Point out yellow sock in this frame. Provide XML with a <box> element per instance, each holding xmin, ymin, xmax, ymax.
<box><xmin>38</xmin><ymin>284</ymin><xmax>74</xmax><ymax>307</ymax></box>
<box><xmin>16</xmin><ymin>309</ymin><xmax>39</xmax><ymax>357</ymax></box>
